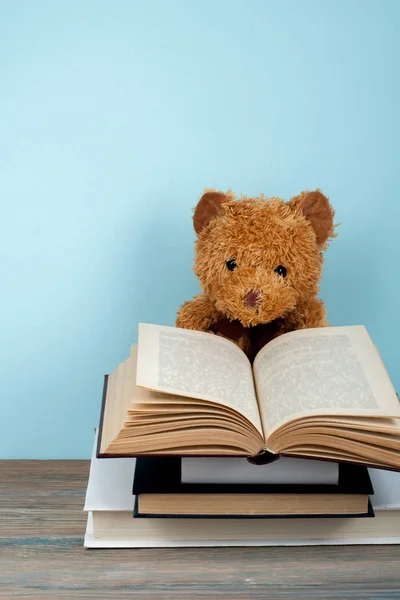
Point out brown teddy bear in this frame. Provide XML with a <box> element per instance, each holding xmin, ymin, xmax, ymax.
<box><xmin>176</xmin><ymin>189</ymin><xmax>335</xmax><ymax>362</ymax></box>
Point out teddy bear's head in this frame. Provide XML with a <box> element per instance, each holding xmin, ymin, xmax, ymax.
<box><xmin>193</xmin><ymin>189</ymin><xmax>335</xmax><ymax>328</ymax></box>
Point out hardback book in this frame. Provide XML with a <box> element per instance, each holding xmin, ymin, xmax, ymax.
<box><xmin>85</xmin><ymin>430</ymin><xmax>400</xmax><ymax>547</ymax></box>
<box><xmin>132</xmin><ymin>457</ymin><xmax>374</xmax><ymax>518</ymax></box>
<box><xmin>97</xmin><ymin>323</ymin><xmax>400</xmax><ymax>471</ymax></box>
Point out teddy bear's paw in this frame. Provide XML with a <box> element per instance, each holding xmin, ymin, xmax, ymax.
<box><xmin>175</xmin><ymin>295</ymin><xmax>219</xmax><ymax>332</ymax></box>
<box><xmin>292</xmin><ymin>297</ymin><xmax>330</xmax><ymax>330</ymax></box>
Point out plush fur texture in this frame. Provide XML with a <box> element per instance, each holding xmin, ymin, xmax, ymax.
<box><xmin>176</xmin><ymin>188</ymin><xmax>335</xmax><ymax>361</ymax></box>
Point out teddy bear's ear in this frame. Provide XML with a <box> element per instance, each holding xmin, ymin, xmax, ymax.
<box><xmin>193</xmin><ymin>191</ymin><xmax>228</xmax><ymax>235</ymax></box>
<box><xmin>288</xmin><ymin>189</ymin><xmax>334</xmax><ymax>246</ymax></box>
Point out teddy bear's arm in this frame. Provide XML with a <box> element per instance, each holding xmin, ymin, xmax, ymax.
<box><xmin>176</xmin><ymin>295</ymin><xmax>219</xmax><ymax>332</ymax></box>
<box><xmin>288</xmin><ymin>297</ymin><xmax>329</xmax><ymax>331</ymax></box>
<box><xmin>304</xmin><ymin>297</ymin><xmax>330</xmax><ymax>328</ymax></box>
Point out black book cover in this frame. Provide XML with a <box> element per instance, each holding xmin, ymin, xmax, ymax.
<box><xmin>132</xmin><ymin>457</ymin><xmax>374</xmax><ymax>519</ymax></box>
<box><xmin>133</xmin><ymin>456</ymin><xmax>374</xmax><ymax>495</ymax></box>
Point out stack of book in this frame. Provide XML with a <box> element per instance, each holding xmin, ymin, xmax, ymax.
<box><xmin>85</xmin><ymin>322</ymin><xmax>400</xmax><ymax>547</ymax></box>
<box><xmin>84</xmin><ymin>432</ymin><xmax>400</xmax><ymax>547</ymax></box>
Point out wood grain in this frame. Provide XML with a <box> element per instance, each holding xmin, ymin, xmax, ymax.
<box><xmin>1</xmin><ymin>460</ymin><xmax>400</xmax><ymax>599</ymax></box>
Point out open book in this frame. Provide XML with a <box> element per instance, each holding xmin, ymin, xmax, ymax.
<box><xmin>98</xmin><ymin>323</ymin><xmax>400</xmax><ymax>470</ymax></box>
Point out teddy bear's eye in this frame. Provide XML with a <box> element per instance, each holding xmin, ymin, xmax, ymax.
<box><xmin>226</xmin><ymin>259</ymin><xmax>237</xmax><ymax>271</ymax></box>
<box><xmin>274</xmin><ymin>265</ymin><xmax>287</xmax><ymax>277</ymax></box>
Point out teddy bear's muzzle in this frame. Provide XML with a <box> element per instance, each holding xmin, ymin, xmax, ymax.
<box><xmin>244</xmin><ymin>290</ymin><xmax>262</xmax><ymax>308</ymax></box>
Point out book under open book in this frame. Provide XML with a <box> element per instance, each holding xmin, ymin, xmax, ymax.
<box><xmin>132</xmin><ymin>457</ymin><xmax>373</xmax><ymax>518</ymax></box>
<box><xmin>98</xmin><ymin>323</ymin><xmax>400</xmax><ymax>470</ymax></box>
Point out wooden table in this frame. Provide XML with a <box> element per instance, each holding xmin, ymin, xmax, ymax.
<box><xmin>1</xmin><ymin>460</ymin><xmax>400</xmax><ymax>599</ymax></box>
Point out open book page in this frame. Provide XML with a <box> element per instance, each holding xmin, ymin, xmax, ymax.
<box><xmin>136</xmin><ymin>324</ymin><xmax>263</xmax><ymax>435</ymax></box>
<box><xmin>288</xmin><ymin>415</ymin><xmax>400</xmax><ymax>435</ymax></box>
<box><xmin>100</xmin><ymin>346</ymin><xmax>139</xmax><ymax>454</ymax></box>
<box><xmin>253</xmin><ymin>325</ymin><xmax>400</xmax><ymax>437</ymax></box>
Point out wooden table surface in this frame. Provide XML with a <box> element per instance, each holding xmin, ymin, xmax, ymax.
<box><xmin>1</xmin><ymin>460</ymin><xmax>400</xmax><ymax>599</ymax></box>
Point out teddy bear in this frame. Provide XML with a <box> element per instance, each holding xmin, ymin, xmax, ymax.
<box><xmin>176</xmin><ymin>188</ymin><xmax>335</xmax><ymax>362</ymax></box>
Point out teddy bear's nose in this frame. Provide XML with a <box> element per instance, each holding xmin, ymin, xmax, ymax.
<box><xmin>244</xmin><ymin>290</ymin><xmax>261</xmax><ymax>308</ymax></box>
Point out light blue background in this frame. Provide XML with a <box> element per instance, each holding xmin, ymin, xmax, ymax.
<box><xmin>1</xmin><ymin>0</ymin><xmax>399</xmax><ymax>458</ymax></box>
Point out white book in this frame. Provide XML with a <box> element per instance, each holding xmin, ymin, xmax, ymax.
<box><xmin>84</xmin><ymin>431</ymin><xmax>400</xmax><ymax>547</ymax></box>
